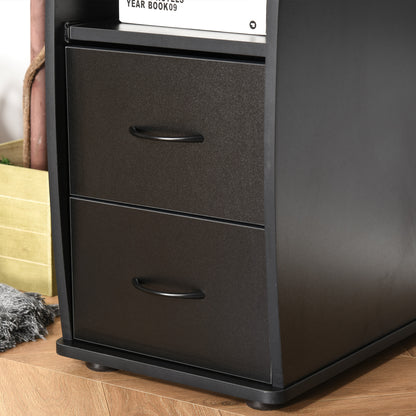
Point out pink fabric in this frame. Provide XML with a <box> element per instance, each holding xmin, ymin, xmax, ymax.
<box><xmin>30</xmin><ymin>0</ymin><xmax>47</xmax><ymax>170</ymax></box>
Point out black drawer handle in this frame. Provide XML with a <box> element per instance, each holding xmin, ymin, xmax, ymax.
<box><xmin>129</xmin><ymin>126</ymin><xmax>204</xmax><ymax>143</ymax></box>
<box><xmin>132</xmin><ymin>278</ymin><xmax>205</xmax><ymax>300</ymax></box>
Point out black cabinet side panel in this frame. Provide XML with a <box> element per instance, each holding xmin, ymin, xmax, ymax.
<box><xmin>46</xmin><ymin>0</ymin><xmax>117</xmax><ymax>340</ymax></box>
<box><xmin>275</xmin><ymin>0</ymin><xmax>416</xmax><ymax>385</ymax></box>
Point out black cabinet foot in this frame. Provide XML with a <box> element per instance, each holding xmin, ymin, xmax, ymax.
<box><xmin>86</xmin><ymin>362</ymin><xmax>117</xmax><ymax>372</ymax></box>
<box><xmin>246</xmin><ymin>401</ymin><xmax>280</xmax><ymax>411</ymax></box>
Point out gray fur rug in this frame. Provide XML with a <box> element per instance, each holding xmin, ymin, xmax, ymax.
<box><xmin>0</xmin><ymin>284</ymin><xmax>59</xmax><ymax>352</ymax></box>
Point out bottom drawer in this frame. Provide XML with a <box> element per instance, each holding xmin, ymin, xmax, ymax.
<box><xmin>70</xmin><ymin>198</ymin><xmax>270</xmax><ymax>383</ymax></box>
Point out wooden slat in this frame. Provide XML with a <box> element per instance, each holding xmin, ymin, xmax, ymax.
<box><xmin>0</xmin><ymin>139</ymin><xmax>24</xmax><ymax>166</ymax></box>
<box><xmin>0</xmin><ymin>256</ymin><xmax>54</xmax><ymax>295</ymax></box>
<box><xmin>0</xmin><ymin>164</ymin><xmax>49</xmax><ymax>203</ymax></box>
<box><xmin>0</xmin><ymin>143</ymin><xmax>55</xmax><ymax>295</ymax></box>
<box><xmin>0</xmin><ymin>196</ymin><xmax>50</xmax><ymax>234</ymax></box>
<box><xmin>0</xmin><ymin>227</ymin><xmax>51</xmax><ymax>264</ymax></box>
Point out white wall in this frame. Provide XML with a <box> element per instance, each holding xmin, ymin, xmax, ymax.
<box><xmin>0</xmin><ymin>0</ymin><xmax>30</xmax><ymax>143</ymax></box>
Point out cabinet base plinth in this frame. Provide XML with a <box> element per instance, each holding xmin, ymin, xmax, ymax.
<box><xmin>56</xmin><ymin>319</ymin><xmax>416</xmax><ymax>406</ymax></box>
<box><xmin>86</xmin><ymin>362</ymin><xmax>117</xmax><ymax>372</ymax></box>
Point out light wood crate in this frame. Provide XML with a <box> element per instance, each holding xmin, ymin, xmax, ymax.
<box><xmin>0</xmin><ymin>140</ymin><xmax>56</xmax><ymax>295</ymax></box>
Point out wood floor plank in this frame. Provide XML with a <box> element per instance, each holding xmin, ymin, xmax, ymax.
<box><xmin>292</xmin><ymin>393</ymin><xmax>416</xmax><ymax>416</ymax></box>
<box><xmin>301</xmin><ymin>353</ymin><xmax>416</xmax><ymax>403</ymax></box>
<box><xmin>102</xmin><ymin>375</ymin><xmax>241</xmax><ymax>406</ymax></box>
<box><xmin>2</xmin><ymin>311</ymin><xmax>416</xmax><ymax>415</ymax></box>
<box><xmin>103</xmin><ymin>382</ymin><xmax>231</xmax><ymax>416</ymax></box>
<box><xmin>3</xmin><ymin>351</ymin><xmax>140</xmax><ymax>383</ymax></box>
<box><xmin>102</xmin><ymin>382</ymin><xmax>416</xmax><ymax>416</ymax></box>
<box><xmin>102</xmin><ymin>377</ymin><xmax>301</xmax><ymax>416</ymax></box>
<box><xmin>212</xmin><ymin>395</ymin><xmax>416</xmax><ymax>416</ymax></box>
<box><xmin>0</xmin><ymin>358</ymin><xmax>110</xmax><ymax>416</ymax></box>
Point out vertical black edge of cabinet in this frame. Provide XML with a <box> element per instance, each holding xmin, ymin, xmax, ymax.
<box><xmin>45</xmin><ymin>0</ymin><xmax>117</xmax><ymax>340</ymax></box>
<box><xmin>264</xmin><ymin>0</ymin><xmax>284</xmax><ymax>389</ymax></box>
<box><xmin>275</xmin><ymin>0</ymin><xmax>416</xmax><ymax>387</ymax></box>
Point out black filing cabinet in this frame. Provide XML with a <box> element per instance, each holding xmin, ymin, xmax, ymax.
<box><xmin>46</xmin><ymin>0</ymin><xmax>416</xmax><ymax>408</ymax></box>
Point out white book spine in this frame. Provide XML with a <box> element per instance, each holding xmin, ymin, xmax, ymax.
<box><xmin>119</xmin><ymin>0</ymin><xmax>267</xmax><ymax>36</ymax></box>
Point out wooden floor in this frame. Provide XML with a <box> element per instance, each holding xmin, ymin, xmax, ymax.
<box><xmin>0</xmin><ymin>297</ymin><xmax>416</xmax><ymax>415</ymax></box>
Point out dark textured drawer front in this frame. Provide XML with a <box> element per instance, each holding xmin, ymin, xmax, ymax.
<box><xmin>71</xmin><ymin>198</ymin><xmax>270</xmax><ymax>383</ymax></box>
<box><xmin>66</xmin><ymin>47</ymin><xmax>264</xmax><ymax>225</ymax></box>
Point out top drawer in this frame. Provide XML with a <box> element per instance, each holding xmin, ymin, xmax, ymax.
<box><xmin>66</xmin><ymin>47</ymin><xmax>264</xmax><ymax>225</ymax></box>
